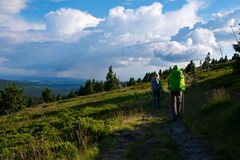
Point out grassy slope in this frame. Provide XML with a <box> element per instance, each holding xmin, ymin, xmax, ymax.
<box><xmin>0</xmin><ymin>83</ymin><xmax>179</xmax><ymax>160</ymax></box>
<box><xmin>0</xmin><ymin>60</ymin><xmax>239</xmax><ymax>160</ymax></box>
<box><xmin>183</xmin><ymin>61</ymin><xmax>240</xmax><ymax>160</ymax></box>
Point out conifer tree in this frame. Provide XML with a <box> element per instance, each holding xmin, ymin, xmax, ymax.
<box><xmin>105</xmin><ymin>66</ymin><xmax>117</xmax><ymax>91</ymax></box>
<box><xmin>41</xmin><ymin>88</ymin><xmax>53</xmax><ymax>103</ymax></box>
<box><xmin>85</xmin><ymin>79</ymin><xmax>94</xmax><ymax>94</ymax></box>
<box><xmin>185</xmin><ymin>60</ymin><xmax>195</xmax><ymax>73</ymax></box>
<box><xmin>0</xmin><ymin>83</ymin><xmax>26</xmax><ymax>114</ymax></box>
<box><xmin>128</xmin><ymin>77</ymin><xmax>136</xmax><ymax>86</ymax></box>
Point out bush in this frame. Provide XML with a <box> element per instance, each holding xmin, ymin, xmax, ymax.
<box><xmin>51</xmin><ymin>142</ymin><xmax>77</xmax><ymax>159</ymax></box>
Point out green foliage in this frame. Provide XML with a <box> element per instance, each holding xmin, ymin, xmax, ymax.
<box><xmin>143</xmin><ymin>72</ymin><xmax>156</xmax><ymax>82</ymax></box>
<box><xmin>51</xmin><ymin>142</ymin><xmax>77</xmax><ymax>159</ymax></box>
<box><xmin>105</xmin><ymin>66</ymin><xmax>118</xmax><ymax>91</ymax></box>
<box><xmin>201</xmin><ymin>52</ymin><xmax>211</xmax><ymax>69</ymax></box>
<box><xmin>0</xmin><ymin>85</ymin><xmax>152</xmax><ymax>159</ymax></box>
<box><xmin>41</xmin><ymin>88</ymin><xmax>53</xmax><ymax>103</ymax></box>
<box><xmin>184</xmin><ymin>61</ymin><xmax>240</xmax><ymax>160</ymax></box>
<box><xmin>185</xmin><ymin>60</ymin><xmax>195</xmax><ymax>73</ymax></box>
<box><xmin>128</xmin><ymin>77</ymin><xmax>137</xmax><ymax>86</ymax></box>
<box><xmin>201</xmin><ymin>88</ymin><xmax>230</xmax><ymax>112</ymax></box>
<box><xmin>233</xmin><ymin>41</ymin><xmax>240</xmax><ymax>53</ymax></box>
<box><xmin>78</xmin><ymin>79</ymin><xmax>105</xmax><ymax>96</ymax></box>
<box><xmin>233</xmin><ymin>56</ymin><xmax>240</xmax><ymax>72</ymax></box>
<box><xmin>0</xmin><ymin>83</ymin><xmax>26</xmax><ymax>115</ymax></box>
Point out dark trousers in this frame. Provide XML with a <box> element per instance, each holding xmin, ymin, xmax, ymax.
<box><xmin>153</xmin><ymin>90</ymin><xmax>160</xmax><ymax>112</ymax></box>
<box><xmin>170</xmin><ymin>91</ymin><xmax>182</xmax><ymax>120</ymax></box>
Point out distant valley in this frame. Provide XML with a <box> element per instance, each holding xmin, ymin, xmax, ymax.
<box><xmin>0</xmin><ymin>76</ymin><xmax>86</xmax><ymax>97</ymax></box>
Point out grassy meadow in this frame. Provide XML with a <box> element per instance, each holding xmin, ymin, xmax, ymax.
<box><xmin>0</xmin><ymin>83</ymin><xmax>179</xmax><ymax>160</ymax></box>
<box><xmin>0</xmin><ymin>60</ymin><xmax>239</xmax><ymax>160</ymax></box>
<box><xmin>183</xmin><ymin>61</ymin><xmax>240</xmax><ymax>160</ymax></box>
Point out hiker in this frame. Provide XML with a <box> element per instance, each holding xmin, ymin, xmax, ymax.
<box><xmin>168</xmin><ymin>65</ymin><xmax>185</xmax><ymax>121</ymax></box>
<box><xmin>151</xmin><ymin>74</ymin><xmax>163</xmax><ymax>113</ymax></box>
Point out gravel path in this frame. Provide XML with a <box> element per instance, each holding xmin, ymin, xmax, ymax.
<box><xmin>161</xmin><ymin>120</ymin><xmax>213</xmax><ymax>160</ymax></box>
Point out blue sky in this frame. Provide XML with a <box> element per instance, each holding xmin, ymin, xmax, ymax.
<box><xmin>0</xmin><ymin>0</ymin><xmax>239</xmax><ymax>81</ymax></box>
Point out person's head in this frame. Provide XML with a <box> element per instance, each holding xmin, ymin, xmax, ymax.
<box><xmin>173</xmin><ymin>65</ymin><xmax>179</xmax><ymax>70</ymax></box>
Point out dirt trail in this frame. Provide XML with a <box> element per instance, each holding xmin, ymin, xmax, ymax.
<box><xmin>161</xmin><ymin>120</ymin><xmax>213</xmax><ymax>160</ymax></box>
<box><xmin>101</xmin><ymin>115</ymin><xmax>213</xmax><ymax>160</ymax></box>
<box><xmin>101</xmin><ymin>116</ymin><xmax>151</xmax><ymax>160</ymax></box>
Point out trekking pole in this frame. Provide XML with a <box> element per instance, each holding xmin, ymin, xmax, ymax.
<box><xmin>168</xmin><ymin>88</ymin><xmax>172</xmax><ymax>120</ymax></box>
<box><xmin>182</xmin><ymin>92</ymin><xmax>185</xmax><ymax>114</ymax></box>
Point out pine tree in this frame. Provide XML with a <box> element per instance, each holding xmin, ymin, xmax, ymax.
<box><xmin>137</xmin><ymin>78</ymin><xmax>142</xmax><ymax>83</ymax></box>
<box><xmin>233</xmin><ymin>41</ymin><xmax>240</xmax><ymax>53</ymax></box>
<box><xmin>185</xmin><ymin>60</ymin><xmax>195</xmax><ymax>73</ymax></box>
<box><xmin>0</xmin><ymin>83</ymin><xmax>26</xmax><ymax>115</ymax></box>
<box><xmin>128</xmin><ymin>77</ymin><xmax>136</xmax><ymax>86</ymax></box>
<box><xmin>202</xmin><ymin>52</ymin><xmax>211</xmax><ymax>69</ymax></box>
<box><xmin>41</xmin><ymin>88</ymin><xmax>53</xmax><ymax>103</ymax></box>
<box><xmin>105</xmin><ymin>66</ymin><xmax>117</xmax><ymax>91</ymax></box>
<box><xmin>94</xmin><ymin>81</ymin><xmax>105</xmax><ymax>93</ymax></box>
<box><xmin>158</xmin><ymin>69</ymin><xmax>162</xmax><ymax>77</ymax></box>
<box><xmin>85</xmin><ymin>79</ymin><xmax>94</xmax><ymax>94</ymax></box>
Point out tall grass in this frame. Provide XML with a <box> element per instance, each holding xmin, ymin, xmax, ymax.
<box><xmin>183</xmin><ymin>61</ymin><xmax>240</xmax><ymax>160</ymax></box>
<box><xmin>201</xmin><ymin>88</ymin><xmax>230</xmax><ymax>112</ymax></box>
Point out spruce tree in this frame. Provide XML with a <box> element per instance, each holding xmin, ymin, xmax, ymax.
<box><xmin>105</xmin><ymin>66</ymin><xmax>117</xmax><ymax>91</ymax></box>
<box><xmin>128</xmin><ymin>77</ymin><xmax>136</xmax><ymax>86</ymax></box>
<box><xmin>41</xmin><ymin>88</ymin><xmax>53</xmax><ymax>103</ymax></box>
<box><xmin>0</xmin><ymin>83</ymin><xmax>26</xmax><ymax>115</ymax></box>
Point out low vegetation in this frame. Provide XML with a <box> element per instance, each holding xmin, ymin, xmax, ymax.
<box><xmin>0</xmin><ymin>57</ymin><xmax>240</xmax><ymax>159</ymax></box>
<box><xmin>183</xmin><ymin>61</ymin><xmax>240</xmax><ymax>160</ymax></box>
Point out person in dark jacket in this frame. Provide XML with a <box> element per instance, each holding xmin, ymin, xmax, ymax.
<box><xmin>151</xmin><ymin>74</ymin><xmax>163</xmax><ymax>113</ymax></box>
<box><xmin>168</xmin><ymin>65</ymin><xmax>185</xmax><ymax>121</ymax></box>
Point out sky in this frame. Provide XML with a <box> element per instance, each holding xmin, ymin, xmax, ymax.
<box><xmin>0</xmin><ymin>0</ymin><xmax>240</xmax><ymax>81</ymax></box>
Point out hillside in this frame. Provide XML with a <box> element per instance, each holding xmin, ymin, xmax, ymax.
<box><xmin>0</xmin><ymin>60</ymin><xmax>239</xmax><ymax>160</ymax></box>
<box><xmin>0</xmin><ymin>77</ymin><xmax>85</xmax><ymax>97</ymax></box>
<box><xmin>183</xmin><ymin>61</ymin><xmax>240</xmax><ymax>160</ymax></box>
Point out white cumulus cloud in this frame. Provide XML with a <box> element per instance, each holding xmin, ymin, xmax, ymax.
<box><xmin>0</xmin><ymin>1</ymin><xmax>239</xmax><ymax>80</ymax></box>
<box><xmin>0</xmin><ymin>0</ymin><xmax>27</xmax><ymax>14</ymax></box>
<box><xmin>45</xmin><ymin>8</ymin><xmax>102</xmax><ymax>38</ymax></box>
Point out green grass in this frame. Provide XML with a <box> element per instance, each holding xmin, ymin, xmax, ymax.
<box><xmin>1</xmin><ymin>61</ymin><xmax>239</xmax><ymax>160</ymax></box>
<box><xmin>183</xmin><ymin>61</ymin><xmax>240</xmax><ymax>160</ymax></box>
<box><xmin>0</xmin><ymin>83</ymin><xmax>179</xmax><ymax>159</ymax></box>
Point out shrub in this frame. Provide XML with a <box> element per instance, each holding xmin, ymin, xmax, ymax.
<box><xmin>51</xmin><ymin>142</ymin><xmax>77</xmax><ymax>159</ymax></box>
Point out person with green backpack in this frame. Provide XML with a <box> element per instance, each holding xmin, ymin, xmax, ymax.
<box><xmin>168</xmin><ymin>65</ymin><xmax>185</xmax><ymax>121</ymax></box>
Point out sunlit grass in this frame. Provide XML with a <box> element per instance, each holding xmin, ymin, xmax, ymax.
<box><xmin>201</xmin><ymin>88</ymin><xmax>230</xmax><ymax>112</ymax></box>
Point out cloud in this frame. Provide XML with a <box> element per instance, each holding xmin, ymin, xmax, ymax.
<box><xmin>0</xmin><ymin>1</ymin><xmax>239</xmax><ymax>81</ymax></box>
<box><xmin>153</xmin><ymin>27</ymin><xmax>218</xmax><ymax>62</ymax></box>
<box><xmin>45</xmin><ymin>8</ymin><xmax>102</xmax><ymax>38</ymax></box>
<box><xmin>0</xmin><ymin>57</ymin><xmax>8</xmax><ymax>65</ymax></box>
<box><xmin>100</xmin><ymin>1</ymin><xmax>202</xmax><ymax>38</ymax></box>
<box><xmin>0</xmin><ymin>0</ymin><xmax>27</xmax><ymax>14</ymax></box>
<box><xmin>0</xmin><ymin>0</ymin><xmax>44</xmax><ymax>44</ymax></box>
